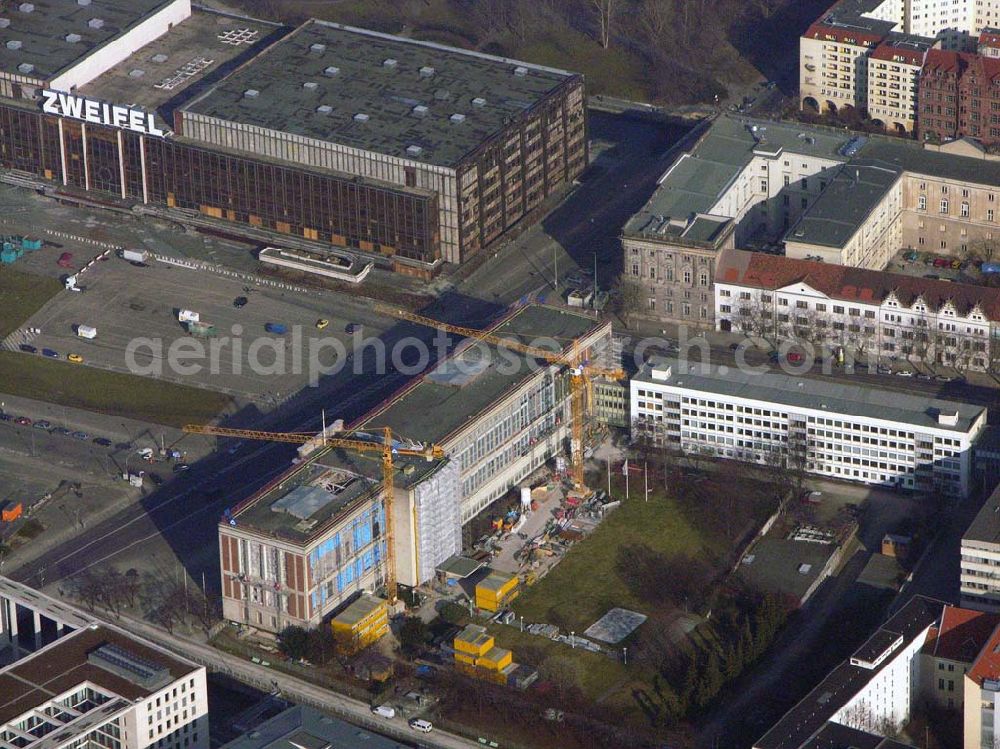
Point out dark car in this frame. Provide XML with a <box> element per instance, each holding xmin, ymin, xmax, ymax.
<box><xmin>114</xmin><ymin>442</ymin><xmax>131</xmax><ymax>450</ymax></box>
<box><xmin>93</xmin><ymin>437</ymin><xmax>112</xmax><ymax>447</ymax></box>
<box><xmin>148</xmin><ymin>472</ymin><xmax>164</xmax><ymax>486</ymax></box>
<box><xmin>0</xmin><ymin>413</ymin><xmax>10</xmax><ymax>422</ymax></box>
<box><xmin>41</xmin><ymin>348</ymin><xmax>59</xmax><ymax>359</ymax></box>
<box><xmin>768</xmin><ymin>351</ymin><xmax>780</xmax><ymax>363</ymax></box>
<box><xmin>729</xmin><ymin>342</ymin><xmax>743</xmax><ymax>352</ymax></box>
<box><xmin>345</xmin><ymin>323</ymin><xmax>361</xmax><ymax>334</ymax></box>
<box><xmin>173</xmin><ymin>463</ymin><xmax>190</xmax><ymax>472</ymax></box>
<box><xmin>129</xmin><ymin>261</ymin><xmax>148</xmax><ymax>268</ymax></box>
<box><xmin>54</xmin><ymin>427</ymin><xmax>72</xmax><ymax>436</ymax></box>
<box><xmin>33</xmin><ymin>420</ymin><xmax>51</xmax><ymax>430</ymax></box>
<box><xmin>71</xmin><ymin>431</ymin><xmax>89</xmax><ymax>441</ymax></box>
<box><xmin>233</xmin><ymin>296</ymin><xmax>248</xmax><ymax>308</ymax></box>
<box><xmin>19</xmin><ymin>344</ymin><xmax>37</xmax><ymax>354</ymax></box>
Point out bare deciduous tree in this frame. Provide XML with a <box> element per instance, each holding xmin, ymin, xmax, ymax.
<box><xmin>592</xmin><ymin>0</ymin><xmax>615</xmax><ymax>49</ymax></box>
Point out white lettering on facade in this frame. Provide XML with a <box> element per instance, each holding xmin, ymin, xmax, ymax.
<box><xmin>40</xmin><ymin>90</ymin><xmax>165</xmax><ymax>137</ymax></box>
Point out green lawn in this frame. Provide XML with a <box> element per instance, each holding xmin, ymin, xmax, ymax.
<box><xmin>0</xmin><ymin>352</ymin><xmax>233</xmax><ymax>427</ymax></box>
<box><xmin>513</xmin><ymin>486</ymin><xmax>705</xmax><ymax>633</ymax></box>
<box><xmin>0</xmin><ymin>267</ymin><xmax>62</xmax><ymax>339</ymax></box>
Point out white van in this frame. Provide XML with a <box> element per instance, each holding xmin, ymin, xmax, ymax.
<box><xmin>408</xmin><ymin>718</ymin><xmax>433</xmax><ymax>733</ymax></box>
<box><xmin>370</xmin><ymin>705</ymin><xmax>395</xmax><ymax>719</ymax></box>
<box><xmin>177</xmin><ymin>309</ymin><xmax>200</xmax><ymax>323</ymax></box>
<box><xmin>76</xmin><ymin>325</ymin><xmax>97</xmax><ymax>339</ymax></box>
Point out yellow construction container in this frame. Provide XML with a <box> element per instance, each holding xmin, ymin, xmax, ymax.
<box><xmin>331</xmin><ymin>593</ymin><xmax>389</xmax><ymax>655</ymax></box>
<box><xmin>453</xmin><ymin>624</ymin><xmax>518</xmax><ymax>684</ymax></box>
<box><xmin>475</xmin><ymin>569</ymin><xmax>519</xmax><ymax>613</ymax></box>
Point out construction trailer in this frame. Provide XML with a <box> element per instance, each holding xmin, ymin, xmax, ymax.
<box><xmin>475</xmin><ymin>569</ymin><xmax>519</xmax><ymax>613</ymax></box>
<box><xmin>454</xmin><ymin>623</ymin><xmax>518</xmax><ymax>685</ymax></box>
<box><xmin>330</xmin><ymin>593</ymin><xmax>389</xmax><ymax>655</ymax></box>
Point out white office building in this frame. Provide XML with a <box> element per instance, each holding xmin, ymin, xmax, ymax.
<box><xmin>0</xmin><ymin>577</ymin><xmax>209</xmax><ymax>749</ymax></box>
<box><xmin>961</xmin><ymin>484</ymin><xmax>1000</xmax><ymax>612</ymax></box>
<box><xmin>631</xmin><ymin>358</ymin><xmax>987</xmax><ymax>497</ymax></box>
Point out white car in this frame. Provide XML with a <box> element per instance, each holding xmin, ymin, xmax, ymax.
<box><xmin>408</xmin><ymin>718</ymin><xmax>433</xmax><ymax>733</ymax></box>
<box><xmin>896</xmin><ymin>370</ymin><xmax>914</xmax><ymax>377</ymax></box>
<box><xmin>371</xmin><ymin>705</ymin><xmax>395</xmax><ymax>719</ymax></box>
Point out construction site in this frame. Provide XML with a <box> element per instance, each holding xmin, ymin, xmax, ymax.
<box><xmin>211</xmin><ymin>303</ymin><xmax>621</xmax><ymax>635</ymax></box>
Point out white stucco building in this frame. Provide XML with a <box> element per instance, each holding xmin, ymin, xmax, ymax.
<box><xmin>0</xmin><ymin>577</ymin><xmax>209</xmax><ymax>749</ymax></box>
<box><xmin>631</xmin><ymin>357</ymin><xmax>987</xmax><ymax>498</ymax></box>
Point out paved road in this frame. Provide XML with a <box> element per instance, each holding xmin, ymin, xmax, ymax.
<box><xmin>98</xmin><ymin>610</ymin><xmax>478</xmax><ymax>749</ymax></box>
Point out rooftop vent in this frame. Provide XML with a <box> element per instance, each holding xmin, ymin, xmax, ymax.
<box><xmin>324</xmin><ymin>66</ymin><xmax>339</xmax><ymax>77</ymax></box>
<box><xmin>151</xmin><ymin>53</ymin><xmax>168</xmax><ymax>63</ymax></box>
<box><xmin>419</xmin><ymin>66</ymin><xmax>435</xmax><ymax>78</ymax></box>
<box><xmin>316</xmin><ymin>104</ymin><xmax>332</xmax><ymax>115</ymax></box>
<box><xmin>243</xmin><ymin>88</ymin><xmax>259</xmax><ymax>98</ymax></box>
<box><xmin>128</xmin><ymin>68</ymin><xmax>145</xmax><ymax>78</ymax></box>
<box><xmin>17</xmin><ymin>63</ymin><xmax>33</xmax><ymax>74</ymax></box>
<box><xmin>434</xmin><ymin>88</ymin><xmax>451</xmax><ymax>101</ymax></box>
<box><xmin>406</xmin><ymin>145</ymin><xmax>423</xmax><ymax>157</ymax></box>
<box><xmin>513</xmin><ymin>65</ymin><xmax>529</xmax><ymax>77</ymax></box>
<box><xmin>411</xmin><ymin>105</ymin><xmax>428</xmax><ymax>118</ymax></box>
<box><xmin>450</xmin><ymin>113</ymin><xmax>466</xmax><ymax>124</ymax></box>
<box><xmin>88</xmin><ymin>17</ymin><xmax>105</xmax><ymax>29</ymax></box>
<box><xmin>302</xmin><ymin>81</ymin><xmax>318</xmax><ymax>91</ymax></box>
<box><xmin>310</xmin><ymin>43</ymin><xmax>326</xmax><ymax>54</ymax></box>
<box><xmin>65</xmin><ymin>33</ymin><xmax>82</xmax><ymax>43</ymax></box>
<box><xmin>77</xmin><ymin>0</ymin><xmax>92</xmax><ymax>5</ymax></box>
<box><xmin>383</xmin><ymin>58</ymin><xmax>397</xmax><ymax>69</ymax></box>
<box><xmin>0</xmin><ymin>19</ymin><xmax>9</xmax><ymax>28</ymax></box>
<box><xmin>18</xmin><ymin>3</ymin><xmax>35</xmax><ymax>13</ymax></box>
<box><xmin>6</xmin><ymin>40</ymin><xmax>22</xmax><ymax>50</ymax></box>
<box><xmin>354</xmin><ymin>112</ymin><xmax>370</xmax><ymax>123</ymax></box>
<box><xmin>472</xmin><ymin>96</ymin><xmax>487</xmax><ymax>107</ymax></box>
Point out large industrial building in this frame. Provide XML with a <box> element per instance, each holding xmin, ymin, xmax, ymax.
<box><xmin>219</xmin><ymin>304</ymin><xmax>613</xmax><ymax>632</ymax></box>
<box><xmin>0</xmin><ymin>1</ymin><xmax>587</xmax><ymax>276</ymax></box>
<box><xmin>631</xmin><ymin>357</ymin><xmax>987</xmax><ymax>497</ymax></box>
<box><xmin>0</xmin><ymin>577</ymin><xmax>209</xmax><ymax>749</ymax></box>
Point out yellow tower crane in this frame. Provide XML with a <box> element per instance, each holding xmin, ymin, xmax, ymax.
<box><xmin>372</xmin><ymin>303</ymin><xmax>624</xmax><ymax>490</ymax></box>
<box><xmin>183</xmin><ymin>423</ymin><xmax>444</xmax><ymax>604</ymax></box>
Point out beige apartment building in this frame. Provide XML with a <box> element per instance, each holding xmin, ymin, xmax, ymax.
<box><xmin>867</xmin><ymin>37</ymin><xmax>933</xmax><ymax>133</ymax></box>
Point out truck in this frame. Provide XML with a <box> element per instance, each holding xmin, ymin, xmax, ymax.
<box><xmin>178</xmin><ymin>309</ymin><xmax>200</xmax><ymax>324</ymax></box>
<box><xmin>188</xmin><ymin>320</ymin><xmax>217</xmax><ymax>337</ymax></box>
<box><xmin>76</xmin><ymin>324</ymin><xmax>97</xmax><ymax>339</ymax></box>
<box><xmin>265</xmin><ymin>322</ymin><xmax>287</xmax><ymax>334</ymax></box>
<box><xmin>121</xmin><ymin>249</ymin><xmax>149</xmax><ymax>263</ymax></box>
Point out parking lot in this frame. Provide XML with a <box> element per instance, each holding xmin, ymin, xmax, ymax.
<box><xmin>887</xmin><ymin>247</ymin><xmax>992</xmax><ymax>284</ymax></box>
<box><xmin>16</xmin><ymin>255</ymin><xmax>400</xmax><ymax>404</ymax></box>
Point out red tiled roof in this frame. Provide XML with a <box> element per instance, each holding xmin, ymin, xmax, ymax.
<box><xmin>968</xmin><ymin>621</ymin><xmax>1000</xmax><ymax>685</ymax></box>
<box><xmin>805</xmin><ymin>23</ymin><xmax>884</xmax><ymax>47</ymax></box>
<box><xmin>719</xmin><ymin>252</ymin><xmax>1000</xmax><ymax>318</ymax></box>
<box><xmin>925</xmin><ymin>606</ymin><xmax>1000</xmax><ymax>664</ymax></box>
<box><xmin>870</xmin><ymin>43</ymin><xmax>923</xmax><ymax>66</ymax></box>
<box><xmin>922</xmin><ymin>49</ymin><xmax>1000</xmax><ymax>82</ymax></box>
<box><xmin>981</xmin><ymin>30</ymin><xmax>1000</xmax><ymax>47</ymax></box>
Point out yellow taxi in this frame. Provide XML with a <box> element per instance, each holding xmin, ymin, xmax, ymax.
<box><xmin>67</xmin><ymin>353</ymin><xmax>84</xmax><ymax>363</ymax></box>
<box><xmin>315</xmin><ymin>318</ymin><xmax>330</xmax><ymax>330</ymax></box>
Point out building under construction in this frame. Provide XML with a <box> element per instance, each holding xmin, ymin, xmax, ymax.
<box><xmin>0</xmin><ymin>1</ymin><xmax>586</xmax><ymax>276</ymax></box>
<box><xmin>217</xmin><ymin>304</ymin><xmax>612</xmax><ymax>632</ymax></box>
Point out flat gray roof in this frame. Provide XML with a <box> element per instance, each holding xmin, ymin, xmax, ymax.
<box><xmin>0</xmin><ymin>0</ymin><xmax>177</xmax><ymax>82</ymax></box>
<box><xmin>221</xmin><ymin>705</ymin><xmax>407</xmax><ymax>749</ymax></box>
<box><xmin>964</xmin><ymin>485</ymin><xmax>1000</xmax><ymax>547</ymax></box>
<box><xmin>787</xmin><ymin>161</ymin><xmax>902</xmax><ymax>248</ymax></box>
<box><xmin>182</xmin><ymin>19</ymin><xmax>578</xmax><ymax>167</ymax></box>
<box><xmin>360</xmin><ymin>305</ymin><xmax>603</xmax><ymax>445</ymax></box>
<box><xmin>859</xmin><ymin>138</ymin><xmax>1000</xmax><ymax>185</ymax></box>
<box><xmin>80</xmin><ymin>8</ymin><xmax>284</xmax><ymax>122</ymax></box>
<box><xmin>624</xmin><ymin>116</ymin><xmax>850</xmax><ymax>237</ymax></box>
<box><xmin>636</xmin><ymin>358</ymin><xmax>985</xmax><ymax>433</ymax></box>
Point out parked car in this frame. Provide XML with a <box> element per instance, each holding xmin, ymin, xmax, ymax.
<box><xmin>800</xmin><ymin>490</ymin><xmax>823</xmax><ymax>505</ymax></box>
<box><xmin>315</xmin><ymin>318</ymin><xmax>329</xmax><ymax>330</ymax></box>
<box><xmin>148</xmin><ymin>472</ymin><xmax>164</xmax><ymax>486</ymax></box>
<box><xmin>408</xmin><ymin>719</ymin><xmax>433</xmax><ymax>733</ymax></box>
<box><xmin>951</xmin><ymin>258</ymin><xmax>963</xmax><ymax>269</ymax></box>
<box><xmin>896</xmin><ymin>369</ymin><xmax>914</xmax><ymax>377</ymax></box>
<box><xmin>933</xmin><ymin>257</ymin><xmax>949</xmax><ymax>267</ymax></box>
<box><xmin>14</xmin><ymin>416</ymin><xmax>31</xmax><ymax>426</ymax></box>
<box><xmin>114</xmin><ymin>442</ymin><xmax>131</xmax><ymax>450</ymax></box>
<box><xmin>67</xmin><ymin>353</ymin><xmax>83</xmax><ymax>363</ymax></box>
<box><xmin>54</xmin><ymin>427</ymin><xmax>73</xmax><ymax>436</ymax></box>
<box><xmin>934</xmin><ymin>374</ymin><xmax>955</xmax><ymax>382</ymax></box>
<box><xmin>32</xmin><ymin>420</ymin><xmax>51</xmax><ymax>430</ymax></box>
<box><xmin>173</xmin><ymin>463</ymin><xmax>190</xmax><ymax>472</ymax></box>
<box><xmin>768</xmin><ymin>351</ymin><xmax>780</xmax><ymax>363</ymax></box>
<box><xmin>0</xmin><ymin>413</ymin><xmax>10</xmax><ymax>421</ymax></box>
<box><xmin>72</xmin><ymin>431</ymin><xmax>89</xmax><ymax>440</ymax></box>
<box><xmin>93</xmin><ymin>437</ymin><xmax>112</xmax><ymax>447</ymax></box>
<box><xmin>41</xmin><ymin>348</ymin><xmax>59</xmax><ymax>359</ymax></box>
<box><xmin>57</xmin><ymin>252</ymin><xmax>74</xmax><ymax>268</ymax></box>
<box><xmin>345</xmin><ymin>322</ymin><xmax>361</xmax><ymax>334</ymax></box>
<box><xmin>18</xmin><ymin>344</ymin><xmax>36</xmax><ymax>354</ymax></box>
<box><xmin>916</xmin><ymin>373</ymin><xmax>932</xmax><ymax>380</ymax></box>
<box><xmin>233</xmin><ymin>296</ymin><xmax>248</xmax><ymax>309</ymax></box>
<box><xmin>876</xmin><ymin>365</ymin><xmax>892</xmax><ymax>374</ymax></box>
<box><xmin>786</xmin><ymin>352</ymin><xmax>804</xmax><ymax>364</ymax></box>
<box><xmin>371</xmin><ymin>705</ymin><xmax>396</xmax><ymax>719</ymax></box>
